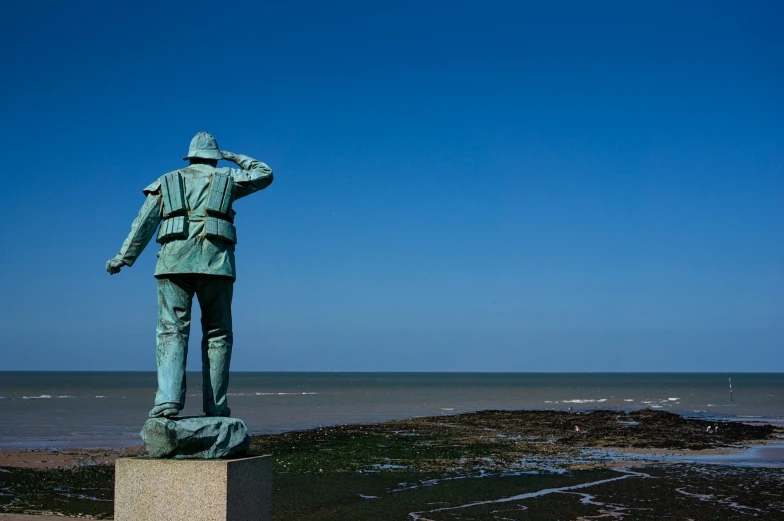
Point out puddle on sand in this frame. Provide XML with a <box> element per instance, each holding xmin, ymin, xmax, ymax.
<box><xmin>592</xmin><ymin>439</ymin><xmax>784</xmax><ymax>468</ymax></box>
<box><xmin>372</xmin><ymin>463</ymin><xmax>408</xmax><ymax>470</ymax></box>
<box><xmin>674</xmin><ymin>487</ymin><xmax>762</xmax><ymax>514</ymax></box>
<box><xmin>408</xmin><ymin>468</ymin><xmax>651</xmax><ymax>520</ymax></box>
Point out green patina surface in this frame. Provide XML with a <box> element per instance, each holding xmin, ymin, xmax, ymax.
<box><xmin>140</xmin><ymin>417</ymin><xmax>250</xmax><ymax>459</ymax></box>
<box><xmin>106</xmin><ymin>132</ymin><xmax>274</xmax><ymax>425</ymax></box>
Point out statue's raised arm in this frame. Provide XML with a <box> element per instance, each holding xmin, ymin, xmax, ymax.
<box><xmin>220</xmin><ymin>150</ymin><xmax>274</xmax><ymax>199</ymax></box>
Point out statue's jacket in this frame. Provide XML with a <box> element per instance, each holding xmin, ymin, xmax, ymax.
<box><xmin>115</xmin><ymin>155</ymin><xmax>272</xmax><ymax>280</ymax></box>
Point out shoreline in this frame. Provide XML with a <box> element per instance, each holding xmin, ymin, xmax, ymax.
<box><xmin>4</xmin><ymin>440</ymin><xmax>783</xmax><ymax>472</ymax></box>
<box><xmin>1</xmin><ymin>408</ymin><xmax>782</xmax><ymax>469</ymax></box>
<box><xmin>1</xmin><ymin>406</ymin><xmax>781</xmax><ymax>453</ymax></box>
<box><xmin>2</xmin><ymin>409</ymin><xmax>783</xmax><ymax>519</ymax></box>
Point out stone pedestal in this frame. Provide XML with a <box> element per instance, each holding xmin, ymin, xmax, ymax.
<box><xmin>115</xmin><ymin>455</ymin><xmax>273</xmax><ymax>521</ymax></box>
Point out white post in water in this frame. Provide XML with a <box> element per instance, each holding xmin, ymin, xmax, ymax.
<box><xmin>729</xmin><ymin>377</ymin><xmax>733</xmax><ymax>402</ymax></box>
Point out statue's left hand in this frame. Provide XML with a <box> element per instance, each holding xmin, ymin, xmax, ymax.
<box><xmin>106</xmin><ymin>258</ymin><xmax>126</xmax><ymax>275</ymax></box>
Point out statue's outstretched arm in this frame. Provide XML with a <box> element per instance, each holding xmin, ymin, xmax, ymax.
<box><xmin>222</xmin><ymin>150</ymin><xmax>273</xmax><ymax>199</ymax></box>
<box><xmin>106</xmin><ymin>193</ymin><xmax>163</xmax><ymax>274</ymax></box>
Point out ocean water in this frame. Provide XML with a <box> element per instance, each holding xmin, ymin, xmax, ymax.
<box><xmin>0</xmin><ymin>372</ymin><xmax>781</xmax><ymax>449</ymax></box>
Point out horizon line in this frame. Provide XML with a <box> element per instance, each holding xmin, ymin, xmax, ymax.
<box><xmin>1</xmin><ymin>370</ymin><xmax>780</xmax><ymax>374</ymax></box>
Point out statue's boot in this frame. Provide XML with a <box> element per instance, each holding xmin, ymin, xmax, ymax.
<box><xmin>149</xmin><ymin>402</ymin><xmax>181</xmax><ymax>418</ymax></box>
<box><xmin>205</xmin><ymin>406</ymin><xmax>231</xmax><ymax>417</ymax></box>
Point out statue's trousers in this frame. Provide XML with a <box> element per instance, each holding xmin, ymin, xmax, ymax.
<box><xmin>155</xmin><ymin>274</ymin><xmax>234</xmax><ymax>415</ymax></box>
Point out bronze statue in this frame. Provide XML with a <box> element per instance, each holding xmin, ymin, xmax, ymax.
<box><xmin>107</xmin><ymin>132</ymin><xmax>273</xmax><ymax>420</ymax></box>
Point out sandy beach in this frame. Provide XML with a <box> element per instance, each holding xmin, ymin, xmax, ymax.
<box><xmin>0</xmin><ymin>447</ymin><xmax>144</xmax><ymax>470</ymax></box>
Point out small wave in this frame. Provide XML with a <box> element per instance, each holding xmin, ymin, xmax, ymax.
<box><xmin>227</xmin><ymin>392</ymin><xmax>319</xmax><ymax>396</ymax></box>
<box><xmin>23</xmin><ymin>395</ymin><xmax>75</xmax><ymax>399</ymax></box>
<box><xmin>440</xmin><ymin>408</ymin><xmax>455</xmax><ymax>411</ymax></box>
<box><xmin>95</xmin><ymin>396</ymin><xmax>105</xmax><ymax>399</ymax></box>
<box><xmin>650</xmin><ymin>405</ymin><xmax>664</xmax><ymax>408</ymax></box>
<box><xmin>597</xmin><ymin>399</ymin><xmax>607</xmax><ymax>403</ymax></box>
<box><xmin>255</xmin><ymin>392</ymin><xmax>319</xmax><ymax>396</ymax></box>
<box><xmin>623</xmin><ymin>399</ymin><xmax>634</xmax><ymax>402</ymax></box>
<box><xmin>563</xmin><ymin>399</ymin><xmax>601</xmax><ymax>404</ymax></box>
<box><xmin>543</xmin><ymin>400</ymin><xmax>554</xmax><ymax>404</ymax></box>
<box><xmin>668</xmin><ymin>397</ymin><xmax>680</xmax><ymax>401</ymax></box>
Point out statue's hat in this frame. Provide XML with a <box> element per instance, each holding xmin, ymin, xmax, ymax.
<box><xmin>183</xmin><ymin>131</ymin><xmax>223</xmax><ymax>161</ymax></box>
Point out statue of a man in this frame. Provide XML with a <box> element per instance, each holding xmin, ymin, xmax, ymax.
<box><xmin>106</xmin><ymin>132</ymin><xmax>273</xmax><ymax>419</ymax></box>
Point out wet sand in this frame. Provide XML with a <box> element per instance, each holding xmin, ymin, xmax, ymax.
<box><xmin>0</xmin><ymin>447</ymin><xmax>143</xmax><ymax>470</ymax></box>
<box><xmin>0</xmin><ymin>515</ymin><xmax>81</xmax><ymax>520</ymax></box>
<box><xmin>1</xmin><ymin>409</ymin><xmax>782</xmax><ymax>519</ymax></box>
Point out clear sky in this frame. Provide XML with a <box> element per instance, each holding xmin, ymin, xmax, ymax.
<box><xmin>1</xmin><ymin>1</ymin><xmax>781</xmax><ymax>372</ymax></box>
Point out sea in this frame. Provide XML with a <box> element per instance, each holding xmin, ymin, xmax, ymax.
<box><xmin>0</xmin><ymin>372</ymin><xmax>781</xmax><ymax>449</ymax></box>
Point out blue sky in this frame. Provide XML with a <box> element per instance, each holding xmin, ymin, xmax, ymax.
<box><xmin>1</xmin><ymin>1</ymin><xmax>781</xmax><ymax>371</ymax></box>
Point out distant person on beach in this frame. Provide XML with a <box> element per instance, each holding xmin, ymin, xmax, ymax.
<box><xmin>707</xmin><ymin>425</ymin><xmax>713</xmax><ymax>434</ymax></box>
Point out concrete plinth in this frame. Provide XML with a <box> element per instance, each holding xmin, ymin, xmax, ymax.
<box><xmin>114</xmin><ymin>455</ymin><xmax>273</xmax><ymax>521</ymax></box>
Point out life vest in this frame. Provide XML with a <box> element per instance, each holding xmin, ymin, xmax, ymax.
<box><xmin>156</xmin><ymin>171</ymin><xmax>238</xmax><ymax>244</ymax></box>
